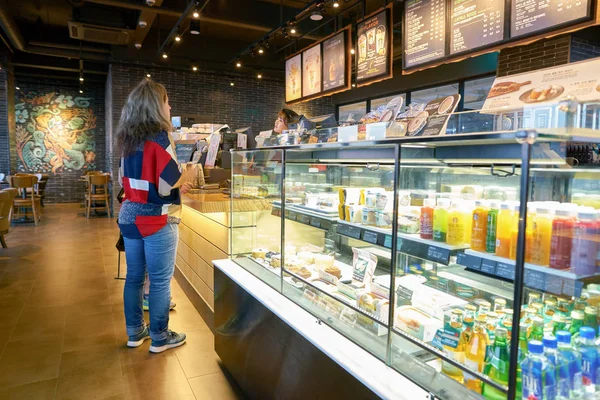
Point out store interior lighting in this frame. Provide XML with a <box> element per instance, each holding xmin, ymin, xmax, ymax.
<box><xmin>190</xmin><ymin>20</ymin><xmax>200</xmax><ymax>35</ymax></box>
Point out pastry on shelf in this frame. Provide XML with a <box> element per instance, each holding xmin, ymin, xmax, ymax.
<box><xmin>270</xmin><ymin>254</ymin><xmax>281</xmax><ymax>268</ymax></box>
<box><xmin>324</xmin><ymin>265</ymin><xmax>342</xmax><ymax>279</ymax></box>
<box><xmin>298</xmin><ymin>251</ymin><xmax>316</xmax><ymax>264</ymax></box>
<box><xmin>251</xmin><ymin>248</ymin><xmax>268</xmax><ymax>259</ymax></box>
<box><xmin>287</xmin><ymin>265</ymin><xmax>312</xmax><ymax>279</ymax></box>
<box><xmin>314</xmin><ymin>254</ymin><xmax>335</xmax><ymax>270</ymax></box>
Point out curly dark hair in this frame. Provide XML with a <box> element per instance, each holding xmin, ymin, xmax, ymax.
<box><xmin>116</xmin><ymin>79</ymin><xmax>172</xmax><ymax>156</ymax></box>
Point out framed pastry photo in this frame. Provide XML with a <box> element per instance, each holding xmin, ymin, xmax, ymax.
<box><xmin>355</xmin><ymin>3</ymin><xmax>393</xmax><ymax>88</ymax></box>
<box><xmin>285</xmin><ymin>54</ymin><xmax>302</xmax><ymax>103</ymax></box>
<box><xmin>302</xmin><ymin>44</ymin><xmax>322</xmax><ymax>98</ymax></box>
<box><xmin>321</xmin><ymin>26</ymin><xmax>352</xmax><ymax>95</ymax></box>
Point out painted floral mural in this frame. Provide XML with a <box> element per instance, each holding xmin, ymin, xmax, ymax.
<box><xmin>15</xmin><ymin>91</ymin><xmax>97</xmax><ymax>174</ymax></box>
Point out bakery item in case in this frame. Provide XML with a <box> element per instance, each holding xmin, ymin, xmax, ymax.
<box><xmin>314</xmin><ymin>254</ymin><xmax>335</xmax><ymax>270</ymax></box>
<box><xmin>271</xmin><ymin>254</ymin><xmax>281</xmax><ymax>268</ymax></box>
<box><xmin>287</xmin><ymin>265</ymin><xmax>312</xmax><ymax>279</ymax></box>
<box><xmin>324</xmin><ymin>265</ymin><xmax>342</xmax><ymax>279</ymax></box>
<box><xmin>252</xmin><ymin>248</ymin><xmax>268</xmax><ymax>259</ymax></box>
<box><xmin>298</xmin><ymin>251</ymin><xmax>316</xmax><ymax>264</ymax></box>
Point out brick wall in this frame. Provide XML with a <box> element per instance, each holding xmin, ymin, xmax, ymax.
<box><xmin>570</xmin><ymin>36</ymin><xmax>600</xmax><ymax>62</ymax></box>
<box><xmin>13</xmin><ymin>78</ymin><xmax>106</xmax><ymax>203</ymax></box>
<box><xmin>497</xmin><ymin>35</ymin><xmax>571</xmax><ymax>77</ymax></box>
<box><xmin>107</xmin><ymin>63</ymin><xmax>335</xmax><ymax>190</ymax></box>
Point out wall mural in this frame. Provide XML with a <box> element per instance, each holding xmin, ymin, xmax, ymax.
<box><xmin>15</xmin><ymin>91</ymin><xmax>97</xmax><ymax>174</ymax></box>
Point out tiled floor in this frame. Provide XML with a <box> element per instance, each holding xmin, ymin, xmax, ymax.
<box><xmin>0</xmin><ymin>204</ymin><xmax>244</xmax><ymax>400</ymax></box>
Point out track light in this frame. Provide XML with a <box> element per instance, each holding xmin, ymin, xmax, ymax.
<box><xmin>230</xmin><ymin>82</ymin><xmax>235</xmax><ymax>86</ymax></box>
<box><xmin>79</xmin><ymin>76</ymin><xmax>84</xmax><ymax>82</ymax></box>
<box><xmin>162</xmin><ymin>53</ymin><xmax>168</xmax><ymax>59</ymax></box>
<box><xmin>79</xmin><ymin>89</ymin><xmax>83</xmax><ymax>94</ymax></box>
<box><xmin>257</xmin><ymin>73</ymin><xmax>262</xmax><ymax>79</ymax></box>
<box><xmin>236</xmin><ymin>61</ymin><xmax>242</xmax><ymax>67</ymax></box>
<box><xmin>190</xmin><ymin>20</ymin><xmax>200</xmax><ymax>35</ymax></box>
<box><xmin>15</xmin><ymin>86</ymin><xmax>19</xmax><ymax>90</ymax></box>
<box><xmin>350</xmin><ymin>48</ymin><xmax>355</xmax><ymax>55</ymax></box>
<box><xmin>192</xmin><ymin>66</ymin><xmax>198</xmax><ymax>71</ymax></box>
<box><xmin>290</xmin><ymin>27</ymin><xmax>297</xmax><ymax>34</ymax></box>
<box><xmin>258</xmin><ymin>46</ymin><xmax>264</xmax><ymax>54</ymax></box>
<box><xmin>333</xmin><ymin>1</ymin><xmax>339</xmax><ymax>7</ymax></box>
<box><xmin>175</xmin><ymin>35</ymin><xmax>181</xmax><ymax>42</ymax></box>
<box><xmin>352</xmin><ymin>83</ymin><xmax>356</xmax><ymax>87</ymax></box>
<box><xmin>146</xmin><ymin>73</ymin><xmax>151</xmax><ymax>78</ymax></box>
<box><xmin>310</xmin><ymin>10</ymin><xmax>323</xmax><ymax>21</ymax></box>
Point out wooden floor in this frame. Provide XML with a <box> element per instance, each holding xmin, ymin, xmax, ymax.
<box><xmin>0</xmin><ymin>204</ymin><xmax>244</xmax><ymax>400</ymax></box>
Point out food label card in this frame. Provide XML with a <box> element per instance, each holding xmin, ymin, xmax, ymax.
<box><xmin>406</xmin><ymin>94</ymin><xmax>461</xmax><ymax>136</ymax></box>
<box><xmin>483</xmin><ymin>58</ymin><xmax>600</xmax><ymax>111</ymax></box>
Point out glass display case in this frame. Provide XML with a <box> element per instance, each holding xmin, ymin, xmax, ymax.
<box><xmin>231</xmin><ymin>110</ymin><xmax>600</xmax><ymax>399</ymax></box>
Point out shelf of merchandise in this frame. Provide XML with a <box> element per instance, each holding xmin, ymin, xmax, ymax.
<box><xmin>457</xmin><ymin>249</ymin><xmax>600</xmax><ymax>297</ymax></box>
<box><xmin>337</xmin><ymin>221</ymin><xmax>468</xmax><ymax>265</ymax></box>
<box><xmin>271</xmin><ymin>202</ymin><xmax>337</xmax><ymax>231</ymax></box>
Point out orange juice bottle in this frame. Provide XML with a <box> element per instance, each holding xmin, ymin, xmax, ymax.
<box><xmin>509</xmin><ymin>203</ymin><xmax>521</xmax><ymax>260</ymax></box>
<box><xmin>463</xmin><ymin>201</ymin><xmax>474</xmax><ymax>246</ymax></box>
<box><xmin>471</xmin><ymin>200</ymin><xmax>488</xmax><ymax>251</ymax></box>
<box><xmin>529</xmin><ymin>206</ymin><xmax>554</xmax><ymax>266</ymax></box>
<box><xmin>495</xmin><ymin>202</ymin><xmax>514</xmax><ymax>258</ymax></box>
<box><xmin>447</xmin><ymin>202</ymin><xmax>467</xmax><ymax>246</ymax></box>
<box><xmin>524</xmin><ymin>203</ymin><xmax>537</xmax><ymax>263</ymax></box>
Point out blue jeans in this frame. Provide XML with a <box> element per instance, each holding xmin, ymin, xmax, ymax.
<box><xmin>123</xmin><ymin>224</ymin><xmax>178</xmax><ymax>342</ymax></box>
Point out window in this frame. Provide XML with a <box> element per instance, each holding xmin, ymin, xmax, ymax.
<box><xmin>459</xmin><ymin>76</ymin><xmax>496</xmax><ymax>133</ymax></box>
<box><xmin>338</xmin><ymin>101</ymin><xmax>367</xmax><ymax>123</ymax></box>
<box><xmin>370</xmin><ymin>94</ymin><xmax>406</xmax><ymax>112</ymax></box>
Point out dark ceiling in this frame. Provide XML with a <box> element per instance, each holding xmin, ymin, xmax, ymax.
<box><xmin>0</xmin><ymin>0</ymin><xmax>400</xmax><ymax>81</ymax></box>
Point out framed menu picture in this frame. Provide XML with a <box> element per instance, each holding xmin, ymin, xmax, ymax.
<box><xmin>322</xmin><ymin>30</ymin><xmax>349</xmax><ymax>92</ymax></box>
<box><xmin>285</xmin><ymin>54</ymin><xmax>302</xmax><ymax>103</ymax></box>
<box><xmin>302</xmin><ymin>44</ymin><xmax>322</xmax><ymax>97</ymax></box>
<box><xmin>356</xmin><ymin>3</ymin><xmax>393</xmax><ymax>87</ymax></box>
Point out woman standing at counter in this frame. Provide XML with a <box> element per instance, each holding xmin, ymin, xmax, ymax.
<box><xmin>273</xmin><ymin>108</ymin><xmax>299</xmax><ymax>134</ymax></box>
<box><xmin>116</xmin><ymin>78</ymin><xmax>194</xmax><ymax>353</ymax></box>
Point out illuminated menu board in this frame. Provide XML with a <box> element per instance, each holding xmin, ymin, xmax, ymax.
<box><xmin>322</xmin><ymin>32</ymin><xmax>347</xmax><ymax>91</ymax></box>
<box><xmin>404</xmin><ymin>0</ymin><xmax>446</xmax><ymax>68</ymax></box>
<box><xmin>511</xmin><ymin>0</ymin><xmax>590</xmax><ymax>37</ymax></box>
<box><xmin>450</xmin><ymin>0</ymin><xmax>505</xmax><ymax>54</ymax></box>
<box><xmin>356</xmin><ymin>6</ymin><xmax>392</xmax><ymax>86</ymax></box>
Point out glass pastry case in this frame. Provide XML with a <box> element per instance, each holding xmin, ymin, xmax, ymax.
<box><xmin>230</xmin><ymin>109</ymin><xmax>600</xmax><ymax>400</ymax></box>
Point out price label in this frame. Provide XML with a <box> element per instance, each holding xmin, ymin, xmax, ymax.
<box><xmin>310</xmin><ymin>218</ymin><xmax>321</xmax><ymax>228</ymax></box>
<box><xmin>298</xmin><ymin>214</ymin><xmax>311</xmax><ymax>224</ymax></box>
<box><xmin>525</xmin><ymin>270</ymin><xmax>546</xmax><ymax>290</ymax></box>
<box><xmin>383</xmin><ymin>235</ymin><xmax>392</xmax><ymax>249</ymax></box>
<box><xmin>457</xmin><ymin>253</ymin><xmax>482</xmax><ymax>271</ymax></box>
<box><xmin>427</xmin><ymin>246</ymin><xmax>451</xmax><ymax>265</ymax></box>
<box><xmin>496</xmin><ymin>262</ymin><xmax>515</xmax><ymax>280</ymax></box>
<box><xmin>362</xmin><ymin>230</ymin><xmax>378</xmax><ymax>245</ymax></box>
<box><xmin>481</xmin><ymin>259</ymin><xmax>496</xmax><ymax>274</ymax></box>
<box><xmin>272</xmin><ymin>209</ymin><xmax>281</xmax><ymax>217</ymax></box>
<box><xmin>338</xmin><ymin>223</ymin><xmax>361</xmax><ymax>239</ymax></box>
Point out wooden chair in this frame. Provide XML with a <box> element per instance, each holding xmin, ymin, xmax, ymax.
<box><xmin>9</xmin><ymin>174</ymin><xmax>41</xmax><ymax>225</ymax></box>
<box><xmin>0</xmin><ymin>188</ymin><xmax>17</xmax><ymax>247</ymax></box>
<box><xmin>85</xmin><ymin>173</ymin><xmax>111</xmax><ymax>218</ymax></box>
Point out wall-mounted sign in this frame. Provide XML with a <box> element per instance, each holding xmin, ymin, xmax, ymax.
<box><xmin>450</xmin><ymin>0</ymin><xmax>505</xmax><ymax>55</ymax></box>
<box><xmin>406</xmin><ymin>94</ymin><xmax>461</xmax><ymax>136</ymax></box>
<box><xmin>323</xmin><ymin>32</ymin><xmax>347</xmax><ymax>91</ymax></box>
<box><xmin>404</xmin><ymin>0</ymin><xmax>446</xmax><ymax>69</ymax></box>
<box><xmin>284</xmin><ymin>26</ymin><xmax>352</xmax><ymax>105</ymax></box>
<box><xmin>356</xmin><ymin>4</ymin><xmax>393</xmax><ymax>87</ymax></box>
<box><xmin>302</xmin><ymin>44</ymin><xmax>322</xmax><ymax>97</ymax></box>
<box><xmin>511</xmin><ymin>0</ymin><xmax>591</xmax><ymax>38</ymax></box>
<box><xmin>285</xmin><ymin>54</ymin><xmax>302</xmax><ymax>103</ymax></box>
<box><xmin>482</xmin><ymin>57</ymin><xmax>600</xmax><ymax>111</ymax></box>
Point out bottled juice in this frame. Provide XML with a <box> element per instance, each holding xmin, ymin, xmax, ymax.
<box><xmin>495</xmin><ymin>202</ymin><xmax>514</xmax><ymax>258</ymax></box>
<box><xmin>442</xmin><ymin>309</ymin><xmax>466</xmax><ymax>383</ymax></box>
<box><xmin>471</xmin><ymin>200</ymin><xmax>488</xmax><ymax>251</ymax></box>
<box><xmin>509</xmin><ymin>203</ymin><xmax>521</xmax><ymax>260</ymax></box>
<box><xmin>464</xmin><ymin>202</ymin><xmax>473</xmax><ymax>246</ymax></box>
<box><xmin>525</xmin><ymin>204</ymin><xmax>537</xmax><ymax>263</ymax></box>
<box><xmin>485</xmin><ymin>312</ymin><xmax>500</xmax><ymax>341</ymax></box>
<box><xmin>475</xmin><ymin>299</ymin><xmax>492</xmax><ymax>317</ymax></box>
<box><xmin>584</xmin><ymin>306</ymin><xmax>598</xmax><ymax>331</ymax></box>
<box><xmin>502</xmin><ymin>309</ymin><xmax>514</xmax><ymax>340</ymax></box>
<box><xmin>486</xmin><ymin>201</ymin><xmax>500</xmax><ymax>253</ymax></box>
<box><xmin>530</xmin><ymin>206</ymin><xmax>554</xmax><ymax>266</ymax></box>
<box><xmin>521</xmin><ymin>340</ymin><xmax>557</xmax><ymax>400</ymax></box>
<box><xmin>574</xmin><ymin>327</ymin><xmax>598</xmax><ymax>396</ymax></box>
<box><xmin>447</xmin><ymin>202</ymin><xmax>467</xmax><ymax>246</ymax></box>
<box><xmin>420</xmin><ymin>198</ymin><xmax>435</xmax><ymax>240</ymax></box>
<box><xmin>571</xmin><ymin>211</ymin><xmax>599</xmax><ymax>276</ymax></box>
<box><xmin>433</xmin><ymin>198</ymin><xmax>450</xmax><ymax>243</ymax></box>
<box><xmin>569</xmin><ymin>310</ymin><xmax>585</xmax><ymax>336</ymax></box>
<box><xmin>556</xmin><ymin>331</ymin><xmax>584</xmax><ymax>400</ymax></box>
<box><xmin>549</xmin><ymin>208</ymin><xmax>576</xmax><ymax>270</ymax></box>
<box><xmin>464</xmin><ymin>315</ymin><xmax>490</xmax><ymax>393</ymax></box>
<box><xmin>529</xmin><ymin>316</ymin><xmax>545</xmax><ymax>340</ymax></box>
<box><xmin>482</xmin><ymin>327</ymin><xmax>510</xmax><ymax>400</ymax></box>
<box><xmin>494</xmin><ymin>298</ymin><xmax>507</xmax><ymax>313</ymax></box>
<box><xmin>544</xmin><ymin>299</ymin><xmax>558</xmax><ymax>324</ymax></box>
<box><xmin>460</xmin><ymin>304</ymin><xmax>477</xmax><ymax>346</ymax></box>
<box><xmin>552</xmin><ymin>314</ymin><xmax>568</xmax><ymax>335</ymax></box>
<box><xmin>542</xmin><ymin>336</ymin><xmax>570</xmax><ymax>400</ymax></box>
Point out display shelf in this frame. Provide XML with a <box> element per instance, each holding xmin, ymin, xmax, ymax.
<box><xmin>337</xmin><ymin>221</ymin><xmax>467</xmax><ymax>265</ymax></box>
<box><xmin>272</xmin><ymin>202</ymin><xmax>336</xmax><ymax>231</ymax></box>
<box><xmin>458</xmin><ymin>249</ymin><xmax>598</xmax><ymax>297</ymax></box>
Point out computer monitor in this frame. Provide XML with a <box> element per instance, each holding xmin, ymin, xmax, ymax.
<box><xmin>236</xmin><ymin>127</ymin><xmax>255</xmax><ymax>148</ymax></box>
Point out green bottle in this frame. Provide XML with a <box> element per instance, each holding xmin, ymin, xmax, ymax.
<box><xmin>433</xmin><ymin>198</ymin><xmax>450</xmax><ymax>242</ymax></box>
<box><xmin>485</xmin><ymin>201</ymin><xmax>499</xmax><ymax>253</ymax></box>
<box><xmin>482</xmin><ymin>328</ymin><xmax>510</xmax><ymax>400</ymax></box>
<box><xmin>569</xmin><ymin>310</ymin><xmax>584</xmax><ymax>336</ymax></box>
<box><xmin>529</xmin><ymin>316</ymin><xmax>544</xmax><ymax>341</ymax></box>
<box><xmin>552</xmin><ymin>314</ymin><xmax>567</xmax><ymax>335</ymax></box>
<box><xmin>584</xmin><ymin>306</ymin><xmax>598</xmax><ymax>331</ymax></box>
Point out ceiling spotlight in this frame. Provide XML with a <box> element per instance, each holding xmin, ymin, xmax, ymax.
<box><xmin>162</xmin><ymin>53</ymin><xmax>168</xmax><ymax>59</ymax></box>
<box><xmin>310</xmin><ymin>10</ymin><xmax>323</xmax><ymax>21</ymax></box>
<box><xmin>79</xmin><ymin>77</ymin><xmax>84</xmax><ymax>82</ymax></box>
<box><xmin>79</xmin><ymin>89</ymin><xmax>83</xmax><ymax>94</ymax></box>
<box><xmin>333</xmin><ymin>1</ymin><xmax>339</xmax><ymax>7</ymax></box>
<box><xmin>192</xmin><ymin>66</ymin><xmax>198</xmax><ymax>71</ymax></box>
<box><xmin>15</xmin><ymin>86</ymin><xmax>20</xmax><ymax>90</ymax></box>
<box><xmin>350</xmin><ymin>48</ymin><xmax>355</xmax><ymax>55</ymax></box>
<box><xmin>290</xmin><ymin>27</ymin><xmax>297</xmax><ymax>34</ymax></box>
<box><xmin>236</xmin><ymin>61</ymin><xmax>242</xmax><ymax>67</ymax></box>
<box><xmin>135</xmin><ymin>43</ymin><xmax>142</xmax><ymax>49</ymax></box>
<box><xmin>257</xmin><ymin>73</ymin><xmax>262</xmax><ymax>79</ymax></box>
<box><xmin>230</xmin><ymin>82</ymin><xmax>235</xmax><ymax>86</ymax></box>
<box><xmin>192</xmin><ymin>10</ymin><xmax>199</xmax><ymax>18</ymax></box>
<box><xmin>138</xmin><ymin>20</ymin><xmax>148</xmax><ymax>28</ymax></box>
<box><xmin>352</xmin><ymin>83</ymin><xmax>356</xmax><ymax>87</ymax></box>
<box><xmin>146</xmin><ymin>73</ymin><xmax>151</xmax><ymax>78</ymax></box>
<box><xmin>190</xmin><ymin>20</ymin><xmax>200</xmax><ymax>35</ymax></box>
<box><xmin>258</xmin><ymin>47</ymin><xmax>264</xmax><ymax>54</ymax></box>
<box><xmin>175</xmin><ymin>35</ymin><xmax>181</xmax><ymax>42</ymax></box>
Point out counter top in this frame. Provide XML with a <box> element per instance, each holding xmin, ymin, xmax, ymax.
<box><xmin>182</xmin><ymin>193</ymin><xmax>272</xmax><ymax>214</ymax></box>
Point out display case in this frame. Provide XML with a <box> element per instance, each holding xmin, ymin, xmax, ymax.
<box><xmin>230</xmin><ymin>110</ymin><xmax>600</xmax><ymax>399</ymax></box>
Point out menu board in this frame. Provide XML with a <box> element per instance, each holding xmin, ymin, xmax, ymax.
<box><xmin>323</xmin><ymin>32</ymin><xmax>347</xmax><ymax>91</ymax></box>
<box><xmin>302</xmin><ymin>44</ymin><xmax>322</xmax><ymax>97</ymax></box>
<box><xmin>450</xmin><ymin>0</ymin><xmax>505</xmax><ymax>54</ymax></box>
<box><xmin>511</xmin><ymin>0</ymin><xmax>590</xmax><ymax>38</ymax></box>
<box><xmin>404</xmin><ymin>0</ymin><xmax>446</xmax><ymax>68</ymax></box>
<box><xmin>482</xmin><ymin>57</ymin><xmax>600</xmax><ymax>111</ymax></box>
<box><xmin>285</xmin><ymin>54</ymin><xmax>302</xmax><ymax>103</ymax></box>
<box><xmin>356</xmin><ymin>6</ymin><xmax>392</xmax><ymax>86</ymax></box>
